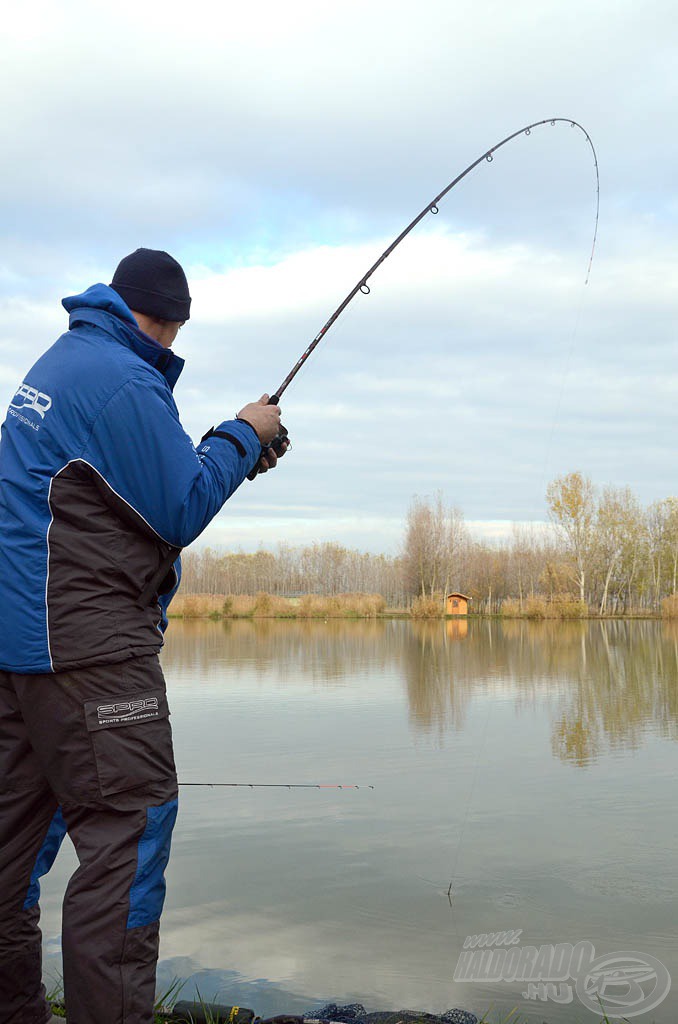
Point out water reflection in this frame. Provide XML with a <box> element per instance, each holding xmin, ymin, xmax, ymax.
<box><xmin>38</xmin><ymin>618</ymin><xmax>678</xmax><ymax>1023</ymax></box>
<box><xmin>162</xmin><ymin>618</ymin><xmax>678</xmax><ymax>765</ymax></box>
<box><xmin>551</xmin><ymin>620</ymin><xmax>678</xmax><ymax>765</ymax></box>
<box><xmin>163</xmin><ymin>617</ymin><xmax>393</xmax><ymax>684</ymax></box>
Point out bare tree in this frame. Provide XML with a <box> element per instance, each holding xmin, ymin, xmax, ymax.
<box><xmin>596</xmin><ymin>487</ymin><xmax>628</xmax><ymax>615</ymax></box>
<box><xmin>402</xmin><ymin>494</ymin><xmax>468</xmax><ymax>600</ymax></box>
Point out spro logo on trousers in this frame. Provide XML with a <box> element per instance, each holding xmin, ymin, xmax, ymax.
<box><xmin>96</xmin><ymin>697</ymin><xmax>159</xmax><ymax>725</ymax></box>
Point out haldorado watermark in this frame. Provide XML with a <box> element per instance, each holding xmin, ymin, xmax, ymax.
<box><xmin>454</xmin><ymin>930</ymin><xmax>671</xmax><ymax>1017</ymax></box>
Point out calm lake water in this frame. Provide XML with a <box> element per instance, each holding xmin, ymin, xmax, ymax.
<box><xmin>41</xmin><ymin>619</ymin><xmax>678</xmax><ymax>1022</ymax></box>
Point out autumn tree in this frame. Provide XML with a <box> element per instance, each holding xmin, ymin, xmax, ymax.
<box><xmin>546</xmin><ymin>471</ymin><xmax>596</xmax><ymax>604</ymax></box>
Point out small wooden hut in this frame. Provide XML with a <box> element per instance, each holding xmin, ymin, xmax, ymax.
<box><xmin>446</xmin><ymin>592</ymin><xmax>471</xmax><ymax>616</ymax></box>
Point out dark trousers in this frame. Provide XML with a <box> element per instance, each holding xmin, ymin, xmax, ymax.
<box><xmin>0</xmin><ymin>655</ymin><xmax>178</xmax><ymax>1024</ymax></box>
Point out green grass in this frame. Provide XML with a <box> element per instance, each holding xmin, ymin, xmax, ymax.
<box><xmin>154</xmin><ymin>976</ymin><xmax>186</xmax><ymax>1018</ymax></box>
<box><xmin>47</xmin><ymin>973</ymin><xmax>184</xmax><ymax>1021</ymax></box>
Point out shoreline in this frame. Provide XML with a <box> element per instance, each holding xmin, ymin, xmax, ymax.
<box><xmin>168</xmin><ymin>608</ymin><xmax>666</xmax><ymax>622</ymax></box>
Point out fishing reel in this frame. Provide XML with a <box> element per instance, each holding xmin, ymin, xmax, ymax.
<box><xmin>247</xmin><ymin>423</ymin><xmax>289</xmax><ymax>480</ymax></box>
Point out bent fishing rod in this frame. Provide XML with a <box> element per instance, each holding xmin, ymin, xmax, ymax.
<box><xmin>262</xmin><ymin>117</ymin><xmax>598</xmax><ymax>423</ymax></box>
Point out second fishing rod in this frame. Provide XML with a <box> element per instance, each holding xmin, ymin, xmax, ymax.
<box><xmin>249</xmin><ymin>117</ymin><xmax>599</xmax><ymax>477</ymax></box>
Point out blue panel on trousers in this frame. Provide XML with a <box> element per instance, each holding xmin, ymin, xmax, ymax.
<box><xmin>127</xmin><ymin>798</ymin><xmax>178</xmax><ymax>929</ymax></box>
<box><xmin>24</xmin><ymin>806</ymin><xmax>68</xmax><ymax>910</ymax></box>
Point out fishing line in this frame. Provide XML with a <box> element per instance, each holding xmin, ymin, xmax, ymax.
<box><xmin>446</xmin><ymin>690</ymin><xmax>494</xmax><ymax>905</ymax></box>
<box><xmin>537</xmin><ymin>289</ymin><xmax>589</xmax><ymax>513</ymax></box>
<box><xmin>530</xmin><ymin>131</ymin><xmax>600</xmax><ymax>527</ymax></box>
<box><xmin>440</xmin><ymin>126</ymin><xmax>599</xmax><ymax>896</ymax></box>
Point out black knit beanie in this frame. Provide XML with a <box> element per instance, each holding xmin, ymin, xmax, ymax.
<box><xmin>110</xmin><ymin>248</ymin><xmax>191</xmax><ymax>322</ymax></box>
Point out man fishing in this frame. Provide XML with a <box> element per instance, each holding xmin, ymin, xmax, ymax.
<box><xmin>0</xmin><ymin>248</ymin><xmax>288</xmax><ymax>1024</ymax></box>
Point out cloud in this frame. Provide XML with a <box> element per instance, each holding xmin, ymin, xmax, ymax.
<box><xmin>1</xmin><ymin>0</ymin><xmax>673</xmax><ymax>261</ymax></box>
<box><xmin>1</xmin><ymin>0</ymin><xmax>677</xmax><ymax>551</ymax></box>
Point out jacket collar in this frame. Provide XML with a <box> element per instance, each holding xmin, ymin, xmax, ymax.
<box><xmin>62</xmin><ymin>283</ymin><xmax>185</xmax><ymax>390</ymax></box>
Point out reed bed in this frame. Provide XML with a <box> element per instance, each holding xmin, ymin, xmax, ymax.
<box><xmin>169</xmin><ymin>592</ymin><xmax>386</xmax><ymax>619</ymax></box>
<box><xmin>501</xmin><ymin>595</ymin><xmax>588</xmax><ymax>619</ymax></box>
<box><xmin>661</xmin><ymin>593</ymin><xmax>678</xmax><ymax>618</ymax></box>
<box><xmin>409</xmin><ymin>594</ymin><xmax>445</xmax><ymax>618</ymax></box>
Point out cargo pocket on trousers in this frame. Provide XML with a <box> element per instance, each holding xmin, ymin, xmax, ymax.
<box><xmin>83</xmin><ymin>689</ymin><xmax>177</xmax><ymax>797</ymax></box>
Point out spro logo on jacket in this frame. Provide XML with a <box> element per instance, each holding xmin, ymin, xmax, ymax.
<box><xmin>10</xmin><ymin>382</ymin><xmax>53</xmax><ymax>419</ymax></box>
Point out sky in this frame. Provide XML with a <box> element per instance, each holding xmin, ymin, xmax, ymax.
<box><xmin>2</xmin><ymin>0</ymin><xmax>678</xmax><ymax>553</ymax></box>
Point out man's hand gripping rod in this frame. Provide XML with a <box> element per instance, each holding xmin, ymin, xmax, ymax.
<box><xmin>246</xmin><ymin>395</ymin><xmax>289</xmax><ymax>480</ymax></box>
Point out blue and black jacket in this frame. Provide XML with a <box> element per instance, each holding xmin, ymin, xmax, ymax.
<box><xmin>0</xmin><ymin>284</ymin><xmax>261</xmax><ymax>673</ymax></box>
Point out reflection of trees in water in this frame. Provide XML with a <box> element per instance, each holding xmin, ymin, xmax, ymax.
<box><xmin>399</xmin><ymin>621</ymin><xmax>473</xmax><ymax>736</ymax></box>
<box><xmin>161</xmin><ymin>618</ymin><xmax>394</xmax><ymax>687</ymax></box>
<box><xmin>404</xmin><ymin>619</ymin><xmax>678</xmax><ymax>762</ymax></box>
<box><xmin>552</xmin><ymin>620</ymin><xmax>678</xmax><ymax>766</ymax></box>
<box><xmin>402</xmin><ymin>619</ymin><xmax>591</xmax><ymax>737</ymax></box>
<box><xmin>161</xmin><ymin>619</ymin><xmax>678</xmax><ymax>765</ymax></box>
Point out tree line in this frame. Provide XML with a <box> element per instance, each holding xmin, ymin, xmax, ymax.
<box><xmin>180</xmin><ymin>472</ymin><xmax>678</xmax><ymax>614</ymax></box>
